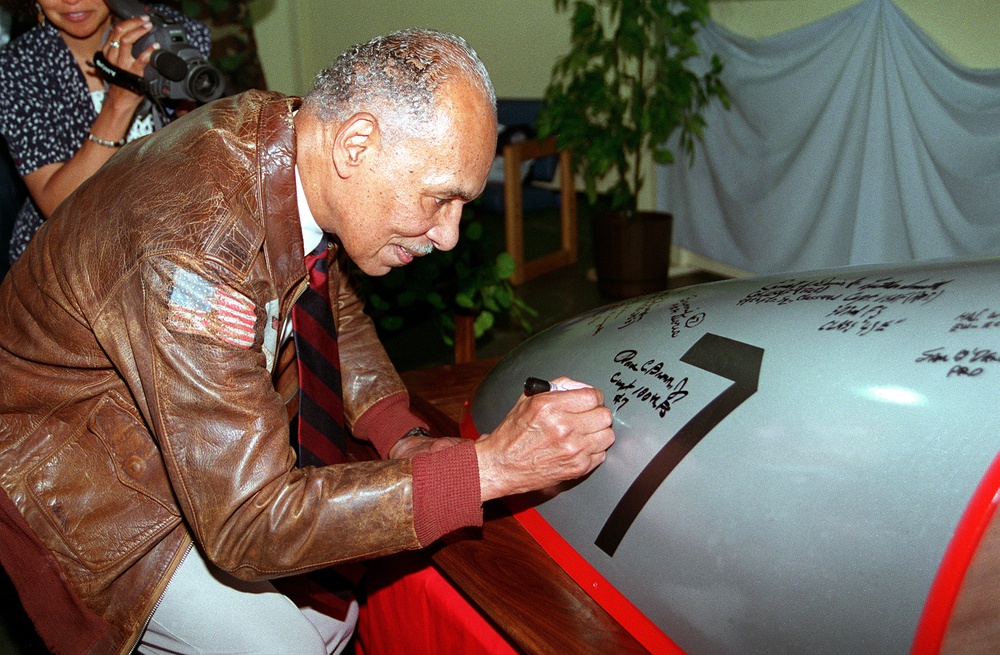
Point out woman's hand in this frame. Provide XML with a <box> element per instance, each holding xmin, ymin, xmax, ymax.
<box><xmin>99</xmin><ymin>15</ymin><xmax>156</xmax><ymax>112</ymax></box>
<box><xmin>24</xmin><ymin>16</ymin><xmax>159</xmax><ymax>217</ymax></box>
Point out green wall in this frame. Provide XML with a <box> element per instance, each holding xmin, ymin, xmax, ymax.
<box><xmin>251</xmin><ymin>0</ymin><xmax>571</xmax><ymax>97</ymax></box>
<box><xmin>251</xmin><ymin>0</ymin><xmax>1000</xmax><ymax>97</ymax></box>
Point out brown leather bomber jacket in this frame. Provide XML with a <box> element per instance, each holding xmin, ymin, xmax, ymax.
<box><xmin>0</xmin><ymin>91</ymin><xmax>481</xmax><ymax>654</ymax></box>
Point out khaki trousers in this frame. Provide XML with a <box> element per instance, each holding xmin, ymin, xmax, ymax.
<box><xmin>138</xmin><ymin>545</ymin><xmax>357</xmax><ymax>655</ymax></box>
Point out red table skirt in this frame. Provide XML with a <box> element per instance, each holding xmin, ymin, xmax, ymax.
<box><xmin>356</xmin><ymin>551</ymin><xmax>518</xmax><ymax>655</ymax></box>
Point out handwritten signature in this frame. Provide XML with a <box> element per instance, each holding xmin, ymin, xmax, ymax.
<box><xmin>915</xmin><ymin>346</ymin><xmax>1000</xmax><ymax>378</ymax></box>
<box><xmin>610</xmin><ymin>349</ymin><xmax>690</xmax><ymax>415</ymax></box>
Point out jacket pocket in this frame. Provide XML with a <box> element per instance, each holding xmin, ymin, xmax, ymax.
<box><xmin>25</xmin><ymin>393</ymin><xmax>180</xmax><ymax>572</ymax></box>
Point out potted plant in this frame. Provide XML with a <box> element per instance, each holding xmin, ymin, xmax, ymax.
<box><xmin>361</xmin><ymin>215</ymin><xmax>536</xmax><ymax>364</ymax></box>
<box><xmin>537</xmin><ymin>0</ymin><xmax>729</xmax><ymax>298</ymax></box>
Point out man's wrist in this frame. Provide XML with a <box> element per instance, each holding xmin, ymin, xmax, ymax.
<box><xmin>389</xmin><ymin>427</ymin><xmax>431</xmax><ymax>459</ymax></box>
<box><xmin>402</xmin><ymin>427</ymin><xmax>430</xmax><ymax>439</ymax></box>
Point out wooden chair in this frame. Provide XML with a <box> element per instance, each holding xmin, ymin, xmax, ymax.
<box><xmin>455</xmin><ymin>134</ymin><xmax>577</xmax><ymax>360</ymax></box>
<box><xmin>501</xmin><ymin>136</ymin><xmax>578</xmax><ymax>285</ymax></box>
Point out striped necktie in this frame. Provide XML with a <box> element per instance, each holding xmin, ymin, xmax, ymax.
<box><xmin>292</xmin><ymin>235</ymin><xmax>347</xmax><ymax>466</ymax></box>
<box><xmin>277</xmin><ymin>235</ymin><xmax>361</xmax><ymax>618</ymax></box>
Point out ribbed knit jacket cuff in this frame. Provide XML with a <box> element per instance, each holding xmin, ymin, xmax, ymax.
<box><xmin>351</xmin><ymin>391</ymin><xmax>428</xmax><ymax>458</ymax></box>
<box><xmin>412</xmin><ymin>440</ymin><xmax>483</xmax><ymax>547</ymax></box>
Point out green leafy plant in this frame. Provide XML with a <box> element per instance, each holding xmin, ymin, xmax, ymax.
<box><xmin>537</xmin><ymin>0</ymin><xmax>729</xmax><ymax>212</ymax></box>
<box><xmin>361</xmin><ymin>218</ymin><xmax>536</xmax><ymax>347</ymax></box>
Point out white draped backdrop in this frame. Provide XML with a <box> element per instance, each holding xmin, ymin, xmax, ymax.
<box><xmin>657</xmin><ymin>0</ymin><xmax>1000</xmax><ymax>275</ymax></box>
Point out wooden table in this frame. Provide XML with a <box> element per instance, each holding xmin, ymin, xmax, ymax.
<box><xmin>399</xmin><ymin>360</ymin><xmax>649</xmax><ymax>655</ymax></box>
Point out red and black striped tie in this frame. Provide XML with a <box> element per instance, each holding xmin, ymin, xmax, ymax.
<box><xmin>292</xmin><ymin>235</ymin><xmax>347</xmax><ymax>466</ymax></box>
<box><xmin>279</xmin><ymin>237</ymin><xmax>359</xmax><ymax>617</ymax></box>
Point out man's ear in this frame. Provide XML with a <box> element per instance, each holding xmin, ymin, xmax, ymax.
<box><xmin>331</xmin><ymin>112</ymin><xmax>380</xmax><ymax>178</ymax></box>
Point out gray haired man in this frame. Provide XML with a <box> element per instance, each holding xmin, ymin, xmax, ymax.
<box><xmin>0</xmin><ymin>29</ymin><xmax>614</xmax><ymax>654</ymax></box>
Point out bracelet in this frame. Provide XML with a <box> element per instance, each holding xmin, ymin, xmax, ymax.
<box><xmin>402</xmin><ymin>427</ymin><xmax>431</xmax><ymax>439</ymax></box>
<box><xmin>87</xmin><ymin>132</ymin><xmax>127</xmax><ymax>148</ymax></box>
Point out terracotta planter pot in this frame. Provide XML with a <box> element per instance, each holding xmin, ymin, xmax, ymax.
<box><xmin>591</xmin><ymin>210</ymin><xmax>673</xmax><ymax>299</ymax></box>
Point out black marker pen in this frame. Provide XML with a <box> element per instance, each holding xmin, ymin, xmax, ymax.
<box><xmin>523</xmin><ymin>377</ymin><xmax>551</xmax><ymax>396</ymax></box>
<box><xmin>524</xmin><ymin>377</ymin><xmax>593</xmax><ymax>397</ymax></box>
<box><xmin>523</xmin><ymin>377</ymin><xmax>576</xmax><ymax>396</ymax></box>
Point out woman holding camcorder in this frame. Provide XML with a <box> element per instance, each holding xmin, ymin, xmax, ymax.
<box><xmin>0</xmin><ymin>0</ymin><xmax>212</xmax><ymax>265</ymax></box>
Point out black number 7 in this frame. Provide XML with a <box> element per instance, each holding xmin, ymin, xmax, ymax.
<box><xmin>595</xmin><ymin>333</ymin><xmax>764</xmax><ymax>556</ymax></box>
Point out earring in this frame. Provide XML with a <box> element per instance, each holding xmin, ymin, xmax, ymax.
<box><xmin>36</xmin><ymin>3</ymin><xmax>45</xmax><ymax>25</ymax></box>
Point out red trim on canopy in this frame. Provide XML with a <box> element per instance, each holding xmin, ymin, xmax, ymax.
<box><xmin>911</xmin><ymin>451</ymin><xmax>1000</xmax><ymax>655</ymax></box>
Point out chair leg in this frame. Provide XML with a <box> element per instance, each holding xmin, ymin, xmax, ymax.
<box><xmin>454</xmin><ymin>314</ymin><xmax>476</xmax><ymax>363</ymax></box>
<box><xmin>504</xmin><ymin>150</ymin><xmax>527</xmax><ymax>285</ymax></box>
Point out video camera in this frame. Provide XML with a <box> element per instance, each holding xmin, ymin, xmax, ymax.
<box><xmin>101</xmin><ymin>0</ymin><xmax>224</xmax><ymax>104</ymax></box>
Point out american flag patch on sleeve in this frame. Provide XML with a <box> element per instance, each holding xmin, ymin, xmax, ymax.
<box><xmin>166</xmin><ymin>268</ymin><xmax>257</xmax><ymax>349</ymax></box>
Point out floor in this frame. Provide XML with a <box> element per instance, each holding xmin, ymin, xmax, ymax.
<box><xmin>0</xmin><ymin>197</ymin><xmax>725</xmax><ymax>654</ymax></box>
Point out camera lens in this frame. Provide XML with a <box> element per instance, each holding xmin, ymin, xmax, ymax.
<box><xmin>187</xmin><ymin>65</ymin><xmax>224</xmax><ymax>104</ymax></box>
